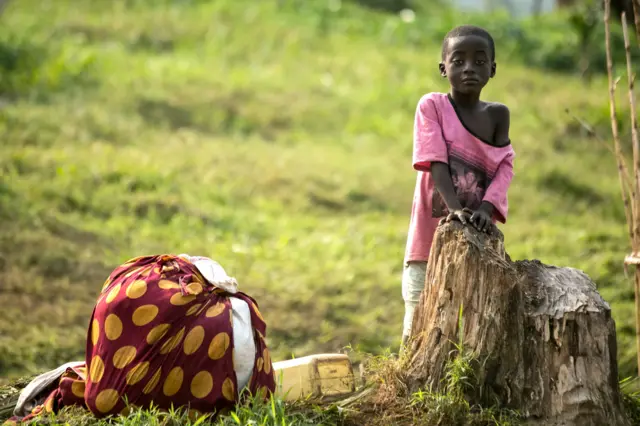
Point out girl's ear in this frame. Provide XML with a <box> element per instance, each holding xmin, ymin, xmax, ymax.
<box><xmin>439</xmin><ymin>62</ymin><xmax>446</xmax><ymax>77</ymax></box>
<box><xmin>490</xmin><ymin>62</ymin><xmax>497</xmax><ymax>78</ymax></box>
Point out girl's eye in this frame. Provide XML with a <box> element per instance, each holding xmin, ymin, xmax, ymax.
<box><xmin>453</xmin><ymin>60</ymin><xmax>463</xmax><ymax>66</ymax></box>
<box><xmin>476</xmin><ymin>60</ymin><xmax>486</xmax><ymax>65</ymax></box>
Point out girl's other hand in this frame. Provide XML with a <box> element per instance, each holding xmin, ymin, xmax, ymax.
<box><xmin>470</xmin><ymin>209</ymin><xmax>492</xmax><ymax>233</ymax></box>
<box><xmin>446</xmin><ymin>207</ymin><xmax>473</xmax><ymax>225</ymax></box>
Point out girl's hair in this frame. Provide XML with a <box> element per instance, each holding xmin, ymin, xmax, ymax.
<box><xmin>441</xmin><ymin>25</ymin><xmax>495</xmax><ymax>61</ymax></box>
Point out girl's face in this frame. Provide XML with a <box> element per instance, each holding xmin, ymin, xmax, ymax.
<box><xmin>439</xmin><ymin>35</ymin><xmax>495</xmax><ymax>95</ymax></box>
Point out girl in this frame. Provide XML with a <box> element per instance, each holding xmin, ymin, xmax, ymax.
<box><xmin>401</xmin><ymin>25</ymin><xmax>516</xmax><ymax>349</ymax></box>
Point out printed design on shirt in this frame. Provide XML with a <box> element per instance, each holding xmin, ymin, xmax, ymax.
<box><xmin>432</xmin><ymin>153</ymin><xmax>492</xmax><ymax>218</ymax></box>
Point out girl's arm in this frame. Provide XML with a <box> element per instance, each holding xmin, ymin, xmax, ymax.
<box><xmin>482</xmin><ymin>150</ymin><xmax>515</xmax><ymax>223</ymax></box>
<box><xmin>476</xmin><ymin>104</ymin><xmax>513</xmax><ymax>225</ymax></box>
<box><xmin>412</xmin><ymin>94</ymin><xmax>468</xmax><ymax>222</ymax></box>
<box><xmin>492</xmin><ymin>103</ymin><xmax>511</xmax><ymax>146</ymax></box>
<box><xmin>431</xmin><ymin>162</ymin><xmax>463</xmax><ymax>212</ymax></box>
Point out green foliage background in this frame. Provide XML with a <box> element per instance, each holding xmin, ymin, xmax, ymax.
<box><xmin>1</xmin><ymin>0</ymin><xmax>639</xmax><ymax>386</ymax></box>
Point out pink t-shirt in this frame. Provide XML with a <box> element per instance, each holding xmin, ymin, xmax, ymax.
<box><xmin>404</xmin><ymin>92</ymin><xmax>516</xmax><ymax>263</ymax></box>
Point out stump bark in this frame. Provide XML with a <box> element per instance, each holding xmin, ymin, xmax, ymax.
<box><xmin>406</xmin><ymin>221</ymin><xmax>629</xmax><ymax>426</ymax></box>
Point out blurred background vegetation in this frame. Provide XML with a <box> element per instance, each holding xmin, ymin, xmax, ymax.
<box><xmin>1</xmin><ymin>0</ymin><xmax>640</xmax><ymax>384</ymax></box>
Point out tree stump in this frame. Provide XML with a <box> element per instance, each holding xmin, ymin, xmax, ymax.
<box><xmin>406</xmin><ymin>221</ymin><xmax>629</xmax><ymax>426</ymax></box>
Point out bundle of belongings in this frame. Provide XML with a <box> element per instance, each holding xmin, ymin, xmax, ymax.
<box><xmin>3</xmin><ymin>254</ymin><xmax>275</xmax><ymax>425</ymax></box>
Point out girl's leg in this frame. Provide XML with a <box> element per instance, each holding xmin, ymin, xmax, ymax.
<box><xmin>401</xmin><ymin>261</ymin><xmax>427</xmax><ymax>349</ymax></box>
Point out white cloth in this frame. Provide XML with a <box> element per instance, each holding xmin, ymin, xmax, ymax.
<box><xmin>178</xmin><ymin>254</ymin><xmax>238</xmax><ymax>294</ymax></box>
<box><xmin>230</xmin><ymin>297</ymin><xmax>256</xmax><ymax>391</ymax></box>
<box><xmin>402</xmin><ymin>261</ymin><xmax>427</xmax><ymax>338</ymax></box>
<box><xmin>14</xmin><ymin>361</ymin><xmax>85</xmax><ymax>416</ymax></box>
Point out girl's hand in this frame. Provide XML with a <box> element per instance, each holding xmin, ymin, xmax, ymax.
<box><xmin>445</xmin><ymin>207</ymin><xmax>473</xmax><ymax>225</ymax></box>
<box><xmin>470</xmin><ymin>209</ymin><xmax>492</xmax><ymax>233</ymax></box>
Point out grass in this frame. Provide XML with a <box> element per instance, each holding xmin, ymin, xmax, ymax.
<box><xmin>18</xmin><ymin>397</ymin><xmax>344</xmax><ymax>426</ymax></box>
<box><xmin>621</xmin><ymin>377</ymin><xmax>640</xmax><ymax>426</ymax></box>
<box><xmin>0</xmin><ymin>335</ymin><xmax>638</xmax><ymax>424</ymax></box>
<box><xmin>1</xmin><ymin>0</ymin><xmax>640</xmax><ymax>406</ymax></box>
<box><xmin>0</xmin><ymin>381</ymin><xmax>345</xmax><ymax>426</ymax></box>
<box><xmin>0</xmin><ymin>344</ymin><xmax>525</xmax><ymax>426</ymax></box>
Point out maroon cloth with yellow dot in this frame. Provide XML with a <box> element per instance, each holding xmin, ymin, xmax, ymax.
<box><xmin>6</xmin><ymin>254</ymin><xmax>275</xmax><ymax>424</ymax></box>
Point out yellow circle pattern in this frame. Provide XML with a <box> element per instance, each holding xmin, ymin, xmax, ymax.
<box><xmin>89</xmin><ymin>356</ymin><xmax>105</xmax><ymax>383</ymax></box>
<box><xmin>71</xmin><ymin>380</ymin><xmax>85</xmax><ymax>398</ymax></box>
<box><xmin>260</xmin><ymin>386</ymin><xmax>270</xmax><ymax>399</ymax></box>
<box><xmin>195</xmin><ymin>304</ymin><xmax>208</xmax><ymax>316</ymax></box>
<box><xmin>158</xmin><ymin>280</ymin><xmax>180</xmax><ymax>290</ymax></box>
<box><xmin>132</xmin><ymin>304</ymin><xmax>159</xmax><ymax>326</ymax></box>
<box><xmin>208</xmin><ymin>332</ymin><xmax>230</xmax><ymax>360</ymax></box>
<box><xmin>222</xmin><ymin>377</ymin><xmax>235</xmax><ymax>401</ymax></box>
<box><xmin>45</xmin><ymin>397</ymin><xmax>54</xmax><ymax>412</ymax></box>
<box><xmin>95</xmin><ymin>388</ymin><xmax>119</xmax><ymax>413</ymax></box>
<box><xmin>170</xmin><ymin>293</ymin><xmax>196</xmax><ymax>306</ymax></box>
<box><xmin>205</xmin><ymin>302</ymin><xmax>225</xmax><ymax>318</ymax></box>
<box><xmin>186</xmin><ymin>304</ymin><xmax>202</xmax><ymax>316</ymax></box>
<box><xmin>126</xmin><ymin>361</ymin><xmax>149</xmax><ymax>386</ymax></box>
<box><xmin>91</xmin><ymin>319</ymin><xmax>100</xmax><ymax>346</ymax></box>
<box><xmin>113</xmin><ymin>346</ymin><xmax>137</xmax><ymax>369</ymax></box>
<box><xmin>160</xmin><ymin>327</ymin><xmax>185</xmax><ymax>354</ymax></box>
<box><xmin>263</xmin><ymin>348</ymin><xmax>272</xmax><ymax>374</ymax></box>
<box><xmin>252</xmin><ymin>302</ymin><xmax>265</xmax><ymax>322</ymax></box>
<box><xmin>143</xmin><ymin>368</ymin><xmax>162</xmax><ymax>395</ymax></box>
<box><xmin>124</xmin><ymin>266</ymin><xmax>143</xmax><ymax>278</ymax></box>
<box><xmin>183</xmin><ymin>326</ymin><xmax>205</xmax><ymax>355</ymax></box>
<box><xmin>190</xmin><ymin>371</ymin><xmax>213</xmax><ymax>399</ymax></box>
<box><xmin>105</xmin><ymin>314</ymin><xmax>123</xmax><ymax>341</ymax></box>
<box><xmin>163</xmin><ymin>366</ymin><xmax>184</xmax><ymax>396</ymax></box>
<box><xmin>126</xmin><ymin>280</ymin><xmax>147</xmax><ymax>299</ymax></box>
<box><xmin>105</xmin><ymin>283</ymin><xmax>121</xmax><ymax>304</ymax></box>
<box><xmin>185</xmin><ymin>282</ymin><xmax>203</xmax><ymax>295</ymax></box>
<box><xmin>120</xmin><ymin>405</ymin><xmax>135</xmax><ymax>416</ymax></box>
<box><xmin>147</xmin><ymin>323</ymin><xmax>170</xmax><ymax>345</ymax></box>
<box><xmin>101</xmin><ymin>278</ymin><xmax>111</xmax><ymax>293</ymax></box>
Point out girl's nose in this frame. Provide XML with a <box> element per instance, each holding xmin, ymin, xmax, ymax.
<box><xmin>463</xmin><ymin>62</ymin><xmax>476</xmax><ymax>74</ymax></box>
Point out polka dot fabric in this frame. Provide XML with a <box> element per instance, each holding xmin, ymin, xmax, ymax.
<box><xmin>5</xmin><ymin>254</ymin><xmax>275</xmax><ymax>425</ymax></box>
<box><xmin>4</xmin><ymin>365</ymin><xmax>88</xmax><ymax>425</ymax></box>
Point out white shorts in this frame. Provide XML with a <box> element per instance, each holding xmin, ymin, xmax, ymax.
<box><xmin>401</xmin><ymin>261</ymin><xmax>427</xmax><ymax>338</ymax></box>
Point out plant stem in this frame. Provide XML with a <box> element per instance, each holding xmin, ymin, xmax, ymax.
<box><xmin>622</xmin><ymin>10</ymin><xmax>640</xmax><ymax>377</ymax></box>
<box><xmin>605</xmin><ymin>0</ymin><xmax>634</xmax><ymax>244</ymax></box>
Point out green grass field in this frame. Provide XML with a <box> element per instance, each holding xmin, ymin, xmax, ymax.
<box><xmin>1</xmin><ymin>0</ymin><xmax>639</xmax><ymax>390</ymax></box>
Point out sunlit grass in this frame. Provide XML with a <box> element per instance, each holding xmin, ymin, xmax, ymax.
<box><xmin>0</xmin><ymin>0</ymin><xmax>638</xmax><ymax>385</ymax></box>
